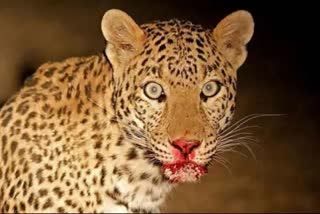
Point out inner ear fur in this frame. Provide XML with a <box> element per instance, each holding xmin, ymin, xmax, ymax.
<box><xmin>101</xmin><ymin>9</ymin><xmax>146</xmax><ymax>66</ymax></box>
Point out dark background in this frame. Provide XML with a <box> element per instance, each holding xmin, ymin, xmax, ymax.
<box><xmin>0</xmin><ymin>0</ymin><xmax>318</xmax><ymax>212</ymax></box>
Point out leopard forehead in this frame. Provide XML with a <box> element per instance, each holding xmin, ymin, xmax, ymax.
<box><xmin>125</xmin><ymin>19</ymin><xmax>233</xmax><ymax>87</ymax></box>
<box><xmin>141</xmin><ymin>19</ymin><xmax>208</xmax><ymax>40</ymax></box>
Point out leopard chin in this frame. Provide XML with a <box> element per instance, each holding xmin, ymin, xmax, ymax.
<box><xmin>162</xmin><ymin>161</ymin><xmax>208</xmax><ymax>183</ymax></box>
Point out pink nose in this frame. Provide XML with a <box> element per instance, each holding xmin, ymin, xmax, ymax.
<box><xmin>171</xmin><ymin>138</ymin><xmax>201</xmax><ymax>155</ymax></box>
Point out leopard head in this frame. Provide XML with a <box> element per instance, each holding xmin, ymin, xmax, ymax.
<box><xmin>101</xmin><ymin>9</ymin><xmax>254</xmax><ymax>182</ymax></box>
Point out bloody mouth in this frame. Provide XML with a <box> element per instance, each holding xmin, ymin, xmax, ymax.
<box><xmin>162</xmin><ymin>161</ymin><xmax>208</xmax><ymax>183</ymax></box>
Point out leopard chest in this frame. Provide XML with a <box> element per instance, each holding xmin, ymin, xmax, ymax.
<box><xmin>101</xmin><ymin>178</ymin><xmax>171</xmax><ymax>212</ymax></box>
<box><xmin>94</xmin><ymin>144</ymin><xmax>173</xmax><ymax>212</ymax></box>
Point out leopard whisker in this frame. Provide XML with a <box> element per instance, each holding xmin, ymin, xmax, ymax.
<box><xmin>218</xmin><ymin>132</ymin><xmax>257</xmax><ymax>143</ymax></box>
<box><xmin>218</xmin><ymin>125</ymin><xmax>260</xmax><ymax>139</ymax></box>
<box><xmin>217</xmin><ymin>136</ymin><xmax>259</xmax><ymax>148</ymax></box>
<box><xmin>216</xmin><ymin>148</ymin><xmax>249</xmax><ymax>159</ymax></box>
<box><xmin>211</xmin><ymin>156</ymin><xmax>232</xmax><ymax>175</ymax></box>
<box><xmin>219</xmin><ymin>113</ymin><xmax>263</xmax><ymax>135</ymax></box>
<box><xmin>216</xmin><ymin>139</ymin><xmax>257</xmax><ymax>160</ymax></box>
<box><xmin>219</xmin><ymin>113</ymin><xmax>284</xmax><ymax>136</ymax></box>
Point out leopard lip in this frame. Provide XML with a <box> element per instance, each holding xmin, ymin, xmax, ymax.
<box><xmin>161</xmin><ymin>161</ymin><xmax>208</xmax><ymax>183</ymax></box>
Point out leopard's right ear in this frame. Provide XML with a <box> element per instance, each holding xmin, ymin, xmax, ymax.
<box><xmin>212</xmin><ymin>10</ymin><xmax>254</xmax><ymax>70</ymax></box>
<box><xmin>101</xmin><ymin>9</ymin><xmax>146</xmax><ymax>69</ymax></box>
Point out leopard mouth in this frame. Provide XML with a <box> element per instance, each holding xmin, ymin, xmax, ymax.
<box><xmin>143</xmin><ymin>148</ymin><xmax>208</xmax><ymax>182</ymax></box>
<box><xmin>161</xmin><ymin>161</ymin><xmax>208</xmax><ymax>183</ymax></box>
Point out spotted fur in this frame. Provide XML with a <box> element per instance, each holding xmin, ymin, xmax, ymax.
<box><xmin>0</xmin><ymin>9</ymin><xmax>254</xmax><ymax>213</ymax></box>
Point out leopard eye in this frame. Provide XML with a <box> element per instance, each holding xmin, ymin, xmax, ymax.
<box><xmin>144</xmin><ymin>82</ymin><xmax>164</xmax><ymax>100</ymax></box>
<box><xmin>201</xmin><ymin>80</ymin><xmax>221</xmax><ymax>98</ymax></box>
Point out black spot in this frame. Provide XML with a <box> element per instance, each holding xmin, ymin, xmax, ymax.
<box><xmin>114</xmin><ymin>187</ymin><xmax>120</xmax><ymax>196</ymax></box>
<box><xmin>167</xmin><ymin>56</ymin><xmax>175</xmax><ymax>62</ymax></box>
<box><xmin>112</xmin><ymin>167</ymin><xmax>119</xmax><ymax>175</ymax></box>
<box><xmin>140</xmin><ymin>172</ymin><xmax>151</xmax><ymax>180</ymax></box>
<box><xmin>28</xmin><ymin>193</ymin><xmax>34</xmax><ymax>204</ymax></box>
<box><xmin>31</xmin><ymin>153</ymin><xmax>42</xmax><ymax>163</ymax></box>
<box><xmin>198</xmin><ymin>54</ymin><xmax>206</xmax><ymax>62</ymax></box>
<box><xmin>221</xmin><ymin>68</ymin><xmax>226</xmax><ymax>77</ymax></box>
<box><xmin>53</xmin><ymin>187</ymin><xmax>64</xmax><ymax>198</ymax></box>
<box><xmin>229</xmin><ymin>93</ymin><xmax>234</xmax><ymax>100</ymax></box>
<box><xmin>196</xmin><ymin>48</ymin><xmax>205</xmax><ymax>55</ymax></box>
<box><xmin>65</xmin><ymin>199</ymin><xmax>72</xmax><ymax>206</ymax></box>
<box><xmin>10</xmin><ymin>141</ymin><xmax>18</xmax><ymax>154</ymax></box>
<box><xmin>126</xmin><ymin>147</ymin><xmax>138</xmax><ymax>160</ymax></box>
<box><xmin>94</xmin><ymin>141</ymin><xmax>102</xmax><ymax>149</ymax></box>
<box><xmin>13</xmin><ymin>205</ymin><xmax>18</xmax><ymax>213</ymax></box>
<box><xmin>16</xmin><ymin>100</ymin><xmax>30</xmax><ymax>115</ymax></box>
<box><xmin>145</xmin><ymin>49</ymin><xmax>152</xmax><ymax>55</ymax></box>
<box><xmin>167</xmin><ymin>38</ymin><xmax>174</xmax><ymax>44</ymax></box>
<box><xmin>57</xmin><ymin>207</ymin><xmax>65</xmax><ymax>213</ymax></box>
<box><xmin>116</xmin><ymin>135</ymin><xmax>124</xmax><ymax>146</ymax></box>
<box><xmin>152</xmin><ymin>177</ymin><xmax>160</xmax><ymax>185</ymax></box>
<box><xmin>186</xmin><ymin>38</ymin><xmax>194</xmax><ymax>43</ymax></box>
<box><xmin>158</xmin><ymin>44</ymin><xmax>166</xmax><ymax>52</ymax></box>
<box><xmin>225</xmin><ymin>117</ymin><xmax>230</xmax><ymax>124</ymax></box>
<box><xmin>9</xmin><ymin>186</ymin><xmax>15</xmax><ymax>197</ymax></box>
<box><xmin>44</xmin><ymin>164</ymin><xmax>53</xmax><ymax>170</ymax></box>
<box><xmin>232</xmin><ymin>82</ymin><xmax>237</xmax><ymax>91</ymax></box>
<box><xmin>230</xmin><ymin>105</ymin><xmax>235</xmax><ymax>112</ymax></box>
<box><xmin>2</xmin><ymin>135</ymin><xmax>7</xmax><ymax>148</ymax></box>
<box><xmin>85</xmin><ymin>84</ymin><xmax>91</xmax><ymax>98</ymax></box>
<box><xmin>18</xmin><ymin>148</ymin><xmax>26</xmax><ymax>156</ymax></box>
<box><xmin>154</xmin><ymin>36</ymin><xmax>164</xmax><ymax>46</ymax></box>
<box><xmin>1</xmin><ymin>114</ymin><xmax>12</xmax><ymax>127</ymax></box>
<box><xmin>19</xmin><ymin>202</ymin><xmax>26</xmax><ymax>211</ymax></box>
<box><xmin>141</xmin><ymin>58</ymin><xmax>148</xmax><ymax>66</ymax></box>
<box><xmin>100</xmin><ymin>167</ymin><xmax>106</xmax><ymax>186</ymax></box>
<box><xmin>44</xmin><ymin>68</ymin><xmax>55</xmax><ymax>77</ymax></box>
<box><xmin>39</xmin><ymin>189</ymin><xmax>48</xmax><ymax>197</ymax></box>
<box><xmin>157</xmin><ymin>55</ymin><xmax>165</xmax><ymax>62</ymax></box>
<box><xmin>2</xmin><ymin>151</ymin><xmax>7</xmax><ymax>165</ymax></box>
<box><xmin>196</xmin><ymin>39</ymin><xmax>204</xmax><ymax>48</ymax></box>
<box><xmin>41</xmin><ymin>81</ymin><xmax>52</xmax><ymax>89</ymax></box>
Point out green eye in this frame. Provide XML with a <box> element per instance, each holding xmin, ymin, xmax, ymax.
<box><xmin>144</xmin><ymin>82</ymin><xmax>164</xmax><ymax>100</ymax></box>
<box><xmin>201</xmin><ymin>80</ymin><xmax>221</xmax><ymax>98</ymax></box>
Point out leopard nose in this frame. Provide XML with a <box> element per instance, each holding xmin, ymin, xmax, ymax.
<box><xmin>171</xmin><ymin>138</ymin><xmax>201</xmax><ymax>155</ymax></box>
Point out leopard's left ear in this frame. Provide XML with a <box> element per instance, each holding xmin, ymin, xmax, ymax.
<box><xmin>213</xmin><ymin>10</ymin><xmax>254</xmax><ymax>70</ymax></box>
<box><xmin>101</xmin><ymin>9</ymin><xmax>146</xmax><ymax>68</ymax></box>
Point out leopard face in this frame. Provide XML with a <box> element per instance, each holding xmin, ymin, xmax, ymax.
<box><xmin>102</xmin><ymin>9</ymin><xmax>254</xmax><ymax>182</ymax></box>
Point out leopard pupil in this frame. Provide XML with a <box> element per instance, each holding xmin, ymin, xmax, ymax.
<box><xmin>151</xmin><ymin>86</ymin><xmax>158</xmax><ymax>93</ymax></box>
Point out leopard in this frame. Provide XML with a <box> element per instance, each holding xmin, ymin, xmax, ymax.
<box><xmin>0</xmin><ymin>9</ymin><xmax>254</xmax><ymax>213</ymax></box>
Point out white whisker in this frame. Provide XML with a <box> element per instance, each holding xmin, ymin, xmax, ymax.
<box><xmin>218</xmin><ymin>125</ymin><xmax>261</xmax><ymax>139</ymax></box>
<box><xmin>212</xmin><ymin>156</ymin><xmax>232</xmax><ymax>175</ymax></box>
<box><xmin>218</xmin><ymin>132</ymin><xmax>257</xmax><ymax>142</ymax></box>
<box><xmin>219</xmin><ymin>113</ymin><xmax>283</xmax><ymax>136</ymax></box>
<box><xmin>218</xmin><ymin>136</ymin><xmax>259</xmax><ymax>148</ymax></box>
<box><xmin>216</xmin><ymin>148</ymin><xmax>248</xmax><ymax>159</ymax></box>
<box><xmin>219</xmin><ymin>114</ymin><xmax>261</xmax><ymax>135</ymax></box>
